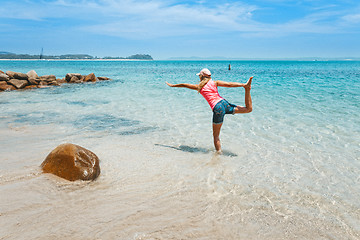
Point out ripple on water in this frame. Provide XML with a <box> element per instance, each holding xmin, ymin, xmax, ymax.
<box><xmin>73</xmin><ymin>113</ymin><xmax>156</xmax><ymax>135</ymax></box>
<box><xmin>11</xmin><ymin>112</ymin><xmax>61</xmax><ymax>125</ymax></box>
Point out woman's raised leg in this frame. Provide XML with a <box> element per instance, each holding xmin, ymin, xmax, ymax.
<box><xmin>234</xmin><ymin>76</ymin><xmax>253</xmax><ymax>114</ymax></box>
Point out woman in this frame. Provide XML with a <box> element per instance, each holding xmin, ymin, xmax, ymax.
<box><xmin>166</xmin><ymin>68</ymin><xmax>253</xmax><ymax>153</ymax></box>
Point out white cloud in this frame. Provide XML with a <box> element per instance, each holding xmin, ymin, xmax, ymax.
<box><xmin>0</xmin><ymin>1</ymin><xmax>42</xmax><ymax>20</ymax></box>
<box><xmin>65</xmin><ymin>0</ymin><xmax>259</xmax><ymax>38</ymax></box>
<box><xmin>0</xmin><ymin>0</ymin><xmax>359</xmax><ymax>39</ymax></box>
<box><xmin>278</xmin><ymin>10</ymin><xmax>343</xmax><ymax>34</ymax></box>
<box><xmin>342</xmin><ymin>13</ymin><xmax>360</xmax><ymax>23</ymax></box>
<box><xmin>57</xmin><ymin>0</ymin><xmax>360</xmax><ymax>38</ymax></box>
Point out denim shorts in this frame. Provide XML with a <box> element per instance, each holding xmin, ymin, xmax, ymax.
<box><xmin>212</xmin><ymin>99</ymin><xmax>237</xmax><ymax>124</ymax></box>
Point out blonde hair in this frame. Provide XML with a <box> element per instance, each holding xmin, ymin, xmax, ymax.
<box><xmin>198</xmin><ymin>75</ymin><xmax>211</xmax><ymax>92</ymax></box>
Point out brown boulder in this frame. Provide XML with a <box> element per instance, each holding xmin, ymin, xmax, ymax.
<box><xmin>0</xmin><ymin>73</ymin><xmax>9</xmax><ymax>81</ymax></box>
<box><xmin>38</xmin><ymin>85</ymin><xmax>51</xmax><ymax>88</ymax></box>
<box><xmin>0</xmin><ymin>84</ymin><xmax>16</xmax><ymax>91</ymax></box>
<box><xmin>6</xmin><ymin>71</ymin><xmax>15</xmax><ymax>79</ymax></box>
<box><xmin>27</xmin><ymin>78</ymin><xmax>38</xmax><ymax>85</ymax></box>
<box><xmin>69</xmin><ymin>75</ymin><xmax>83</xmax><ymax>83</ymax></box>
<box><xmin>24</xmin><ymin>85</ymin><xmax>38</xmax><ymax>89</ymax></box>
<box><xmin>8</xmin><ymin>79</ymin><xmax>28</xmax><ymax>89</ymax></box>
<box><xmin>98</xmin><ymin>76</ymin><xmax>111</xmax><ymax>81</ymax></box>
<box><xmin>41</xmin><ymin>143</ymin><xmax>100</xmax><ymax>181</ymax></box>
<box><xmin>27</xmin><ymin>70</ymin><xmax>39</xmax><ymax>79</ymax></box>
<box><xmin>39</xmin><ymin>80</ymin><xmax>48</xmax><ymax>86</ymax></box>
<box><xmin>0</xmin><ymin>81</ymin><xmax>7</xmax><ymax>85</ymax></box>
<box><xmin>39</xmin><ymin>75</ymin><xmax>56</xmax><ymax>82</ymax></box>
<box><xmin>0</xmin><ymin>70</ymin><xmax>4</xmax><ymax>74</ymax></box>
<box><xmin>84</xmin><ymin>73</ymin><xmax>97</xmax><ymax>82</ymax></box>
<box><xmin>15</xmin><ymin>72</ymin><xmax>28</xmax><ymax>80</ymax></box>
<box><xmin>66</xmin><ymin>73</ymin><xmax>82</xmax><ymax>82</ymax></box>
<box><xmin>56</xmin><ymin>78</ymin><xmax>67</xmax><ymax>84</ymax></box>
<box><xmin>6</xmin><ymin>71</ymin><xmax>28</xmax><ymax>80</ymax></box>
<box><xmin>48</xmin><ymin>81</ymin><xmax>60</xmax><ymax>86</ymax></box>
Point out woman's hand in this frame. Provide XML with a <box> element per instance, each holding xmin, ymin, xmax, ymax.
<box><xmin>166</xmin><ymin>82</ymin><xmax>174</xmax><ymax>87</ymax></box>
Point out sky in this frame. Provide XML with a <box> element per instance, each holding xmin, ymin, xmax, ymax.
<box><xmin>0</xmin><ymin>0</ymin><xmax>360</xmax><ymax>59</ymax></box>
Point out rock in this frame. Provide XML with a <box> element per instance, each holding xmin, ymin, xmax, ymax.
<box><xmin>49</xmin><ymin>81</ymin><xmax>60</xmax><ymax>86</ymax></box>
<box><xmin>1</xmin><ymin>70</ymin><xmax>111</xmax><ymax>91</ymax></box>
<box><xmin>65</xmin><ymin>73</ymin><xmax>82</xmax><ymax>82</ymax></box>
<box><xmin>41</xmin><ymin>143</ymin><xmax>100</xmax><ymax>181</ymax></box>
<box><xmin>38</xmin><ymin>85</ymin><xmax>51</xmax><ymax>88</ymax></box>
<box><xmin>27</xmin><ymin>78</ymin><xmax>38</xmax><ymax>85</ymax></box>
<box><xmin>0</xmin><ymin>84</ymin><xmax>16</xmax><ymax>91</ymax></box>
<box><xmin>0</xmin><ymin>81</ymin><xmax>7</xmax><ymax>85</ymax></box>
<box><xmin>56</xmin><ymin>78</ymin><xmax>67</xmax><ymax>84</ymax></box>
<box><xmin>0</xmin><ymin>73</ymin><xmax>10</xmax><ymax>81</ymax></box>
<box><xmin>6</xmin><ymin>71</ymin><xmax>28</xmax><ymax>80</ymax></box>
<box><xmin>17</xmin><ymin>72</ymin><xmax>28</xmax><ymax>80</ymax></box>
<box><xmin>39</xmin><ymin>80</ymin><xmax>49</xmax><ymax>86</ymax></box>
<box><xmin>24</xmin><ymin>85</ymin><xmax>38</xmax><ymax>89</ymax></box>
<box><xmin>6</xmin><ymin>71</ymin><xmax>16</xmax><ymax>79</ymax></box>
<box><xmin>84</xmin><ymin>73</ymin><xmax>97</xmax><ymax>82</ymax></box>
<box><xmin>69</xmin><ymin>75</ymin><xmax>83</xmax><ymax>83</ymax></box>
<box><xmin>39</xmin><ymin>75</ymin><xmax>56</xmax><ymax>82</ymax></box>
<box><xmin>8</xmin><ymin>79</ymin><xmax>28</xmax><ymax>89</ymax></box>
<box><xmin>27</xmin><ymin>70</ymin><xmax>39</xmax><ymax>79</ymax></box>
<box><xmin>98</xmin><ymin>76</ymin><xmax>111</xmax><ymax>81</ymax></box>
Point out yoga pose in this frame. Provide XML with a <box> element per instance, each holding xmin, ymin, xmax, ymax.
<box><xmin>166</xmin><ymin>68</ymin><xmax>253</xmax><ymax>153</ymax></box>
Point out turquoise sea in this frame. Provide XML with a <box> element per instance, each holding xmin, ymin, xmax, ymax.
<box><xmin>1</xmin><ymin>60</ymin><xmax>359</xmax><ymax>239</ymax></box>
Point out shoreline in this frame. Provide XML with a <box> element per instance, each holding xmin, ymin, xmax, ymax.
<box><xmin>0</xmin><ymin>59</ymin><xmax>153</xmax><ymax>61</ymax></box>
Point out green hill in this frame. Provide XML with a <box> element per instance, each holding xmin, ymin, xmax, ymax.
<box><xmin>0</xmin><ymin>52</ymin><xmax>153</xmax><ymax>60</ymax></box>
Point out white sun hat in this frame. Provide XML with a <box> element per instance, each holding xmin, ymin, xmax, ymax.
<box><xmin>196</xmin><ymin>68</ymin><xmax>211</xmax><ymax>76</ymax></box>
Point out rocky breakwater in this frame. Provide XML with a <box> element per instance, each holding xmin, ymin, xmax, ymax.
<box><xmin>0</xmin><ymin>69</ymin><xmax>111</xmax><ymax>92</ymax></box>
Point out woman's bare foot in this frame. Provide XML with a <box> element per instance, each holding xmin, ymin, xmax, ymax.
<box><xmin>244</xmin><ymin>76</ymin><xmax>253</xmax><ymax>90</ymax></box>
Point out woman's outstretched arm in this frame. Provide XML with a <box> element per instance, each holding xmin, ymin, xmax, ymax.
<box><xmin>166</xmin><ymin>82</ymin><xmax>198</xmax><ymax>90</ymax></box>
<box><xmin>215</xmin><ymin>80</ymin><xmax>248</xmax><ymax>88</ymax></box>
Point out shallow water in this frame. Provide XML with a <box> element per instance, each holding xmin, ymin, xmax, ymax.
<box><xmin>1</xmin><ymin>60</ymin><xmax>359</xmax><ymax>239</ymax></box>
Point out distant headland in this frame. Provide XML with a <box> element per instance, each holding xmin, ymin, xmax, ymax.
<box><xmin>0</xmin><ymin>52</ymin><xmax>153</xmax><ymax>60</ymax></box>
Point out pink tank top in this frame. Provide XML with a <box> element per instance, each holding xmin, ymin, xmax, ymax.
<box><xmin>200</xmin><ymin>80</ymin><xmax>223</xmax><ymax>109</ymax></box>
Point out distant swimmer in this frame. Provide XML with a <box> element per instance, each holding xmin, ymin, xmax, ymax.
<box><xmin>166</xmin><ymin>68</ymin><xmax>253</xmax><ymax>153</ymax></box>
<box><xmin>228</xmin><ymin>64</ymin><xmax>231</xmax><ymax>70</ymax></box>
